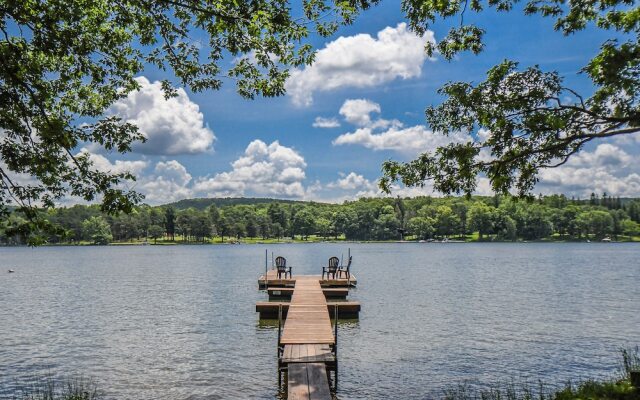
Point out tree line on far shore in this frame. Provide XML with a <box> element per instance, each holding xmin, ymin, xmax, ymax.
<box><xmin>2</xmin><ymin>194</ymin><xmax>640</xmax><ymax>245</ymax></box>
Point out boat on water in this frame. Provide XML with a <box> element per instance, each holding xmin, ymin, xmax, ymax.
<box><xmin>8</xmin><ymin>269</ymin><xmax>15</xmax><ymax>273</ymax></box>
<box><xmin>602</xmin><ymin>237</ymin><xmax>612</xmax><ymax>242</ymax></box>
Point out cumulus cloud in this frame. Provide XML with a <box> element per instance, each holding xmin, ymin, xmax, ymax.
<box><xmin>331</xmin><ymin>98</ymin><xmax>469</xmax><ymax>154</ymax></box>
<box><xmin>333</xmin><ymin>125</ymin><xmax>470</xmax><ymax>155</ymax></box>
<box><xmin>339</xmin><ymin>99</ymin><xmax>381</xmax><ymax>126</ymax></box>
<box><xmin>74</xmin><ymin>149</ymin><xmax>194</xmax><ymax>204</ymax></box>
<box><xmin>138</xmin><ymin>161</ymin><xmax>194</xmax><ymax>204</ymax></box>
<box><xmin>332</xmin><ymin>99</ymin><xmax>468</xmax><ymax>155</ymax></box>
<box><xmin>565</xmin><ymin>143</ymin><xmax>631</xmax><ymax>168</ymax></box>
<box><xmin>152</xmin><ymin>160</ymin><xmax>193</xmax><ymax>186</ymax></box>
<box><xmin>193</xmin><ymin>140</ymin><xmax>307</xmax><ymax>198</ymax></box>
<box><xmin>312</xmin><ymin>117</ymin><xmax>341</xmax><ymax>129</ymax></box>
<box><xmin>327</xmin><ymin>172</ymin><xmax>377</xmax><ymax>191</ymax></box>
<box><xmin>539</xmin><ymin>168</ymin><xmax>640</xmax><ymax>197</ymax></box>
<box><xmin>109</xmin><ymin>76</ymin><xmax>215</xmax><ymax>155</ymax></box>
<box><xmin>536</xmin><ymin>143</ymin><xmax>640</xmax><ymax>197</ymax></box>
<box><xmin>286</xmin><ymin>23</ymin><xmax>435</xmax><ymax>106</ymax></box>
<box><xmin>78</xmin><ymin>148</ymin><xmax>149</xmax><ymax>176</ymax></box>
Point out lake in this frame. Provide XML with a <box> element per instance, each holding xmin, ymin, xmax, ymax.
<box><xmin>1</xmin><ymin>243</ymin><xmax>639</xmax><ymax>399</ymax></box>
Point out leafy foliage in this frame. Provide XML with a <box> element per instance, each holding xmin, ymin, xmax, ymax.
<box><xmin>3</xmin><ymin>194</ymin><xmax>640</xmax><ymax>244</ymax></box>
<box><xmin>0</xmin><ymin>0</ymin><xmax>377</xmax><ymax>240</ymax></box>
<box><xmin>3</xmin><ymin>0</ymin><xmax>640</xmax><ymax>242</ymax></box>
<box><xmin>382</xmin><ymin>0</ymin><xmax>640</xmax><ymax>196</ymax></box>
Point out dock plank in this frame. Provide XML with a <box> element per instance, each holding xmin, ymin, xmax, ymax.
<box><xmin>256</xmin><ymin>301</ymin><xmax>361</xmax><ymax>319</ymax></box>
<box><xmin>282</xmin><ymin>344</ymin><xmax>334</xmax><ymax>364</ymax></box>
<box><xmin>280</xmin><ymin>276</ymin><xmax>335</xmax><ymax>345</ymax></box>
<box><xmin>307</xmin><ymin>363</ymin><xmax>332</xmax><ymax>400</ymax></box>
<box><xmin>288</xmin><ymin>363</ymin><xmax>309</xmax><ymax>400</ymax></box>
<box><xmin>258</xmin><ymin>270</ymin><xmax>357</xmax><ymax>289</ymax></box>
<box><xmin>287</xmin><ymin>363</ymin><xmax>331</xmax><ymax>400</ymax></box>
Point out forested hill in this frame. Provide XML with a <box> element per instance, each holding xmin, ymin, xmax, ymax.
<box><xmin>165</xmin><ymin>197</ymin><xmax>314</xmax><ymax>210</ymax></box>
<box><xmin>2</xmin><ymin>194</ymin><xmax>640</xmax><ymax>245</ymax></box>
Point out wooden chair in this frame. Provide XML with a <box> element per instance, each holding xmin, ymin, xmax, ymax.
<box><xmin>275</xmin><ymin>256</ymin><xmax>292</xmax><ymax>279</ymax></box>
<box><xmin>322</xmin><ymin>256</ymin><xmax>340</xmax><ymax>280</ymax></box>
<box><xmin>337</xmin><ymin>256</ymin><xmax>352</xmax><ymax>280</ymax></box>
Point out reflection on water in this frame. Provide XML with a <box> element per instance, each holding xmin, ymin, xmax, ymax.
<box><xmin>1</xmin><ymin>243</ymin><xmax>639</xmax><ymax>399</ymax></box>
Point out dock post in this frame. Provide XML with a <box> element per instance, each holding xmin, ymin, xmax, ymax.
<box><xmin>334</xmin><ymin>304</ymin><xmax>338</xmax><ymax>390</ymax></box>
<box><xmin>277</xmin><ymin>304</ymin><xmax>282</xmax><ymax>388</ymax></box>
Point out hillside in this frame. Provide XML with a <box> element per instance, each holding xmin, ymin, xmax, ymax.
<box><xmin>163</xmin><ymin>197</ymin><xmax>320</xmax><ymax>210</ymax></box>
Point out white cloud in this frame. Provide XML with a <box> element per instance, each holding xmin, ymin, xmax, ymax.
<box><xmin>538</xmin><ymin>168</ymin><xmax>640</xmax><ymax>197</ymax></box>
<box><xmin>138</xmin><ymin>161</ymin><xmax>194</xmax><ymax>204</ymax></box>
<box><xmin>286</xmin><ymin>23</ymin><xmax>435</xmax><ymax>106</ymax></box>
<box><xmin>536</xmin><ymin>144</ymin><xmax>640</xmax><ymax>197</ymax></box>
<box><xmin>332</xmin><ymin>98</ymin><xmax>469</xmax><ymax>155</ymax></box>
<box><xmin>152</xmin><ymin>160</ymin><xmax>192</xmax><ymax>186</ymax></box>
<box><xmin>78</xmin><ymin>148</ymin><xmax>149</xmax><ymax>176</ymax></box>
<box><xmin>613</xmin><ymin>131</ymin><xmax>640</xmax><ymax>145</ymax></box>
<box><xmin>109</xmin><ymin>76</ymin><xmax>215</xmax><ymax>155</ymax></box>
<box><xmin>327</xmin><ymin>172</ymin><xmax>377</xmax><ymax>191</ymax></box>
<box><xmin>312</xmin><ymin>117</ymin><xmax>341</xmax><ymax>129</ymax></box>
<box><xmin>339</xmin><ymin>99</ymin><xmax>381</xmax><ymax>126</ymax></box>
<box><xmin>333</xmin><ymin>124</ymin><xmax>468</xmax><ymax>155</ymax></box>
<box><xmin>73</xmin><ymin>150</ymin><xmax>194</xmax><ymax>205</ymax></box>
<box><xmin>565</xmin><ymin>143</ymin><xmax>631</xmax><ymax>168</ymax></box>
<box><xmin>193</xmin><ymin>140</ymin><xmax>307</xmax><ymax>198</ymax></box>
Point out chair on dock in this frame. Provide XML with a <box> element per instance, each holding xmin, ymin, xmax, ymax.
<box><xmin>337</xmin><ymin>256</ymin><xmax>352</xmax><ymax>280</ymax></box>
<box><xmin>275</xmin><ymin>256</ymin><xmax>292</xmax><ymax>279</ymax></box>
<box><xmin>322</xmin><ymin>256</ymin><xmax>340</xmax><ymax>280</ymax></box>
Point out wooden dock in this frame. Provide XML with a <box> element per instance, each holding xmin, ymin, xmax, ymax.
<box><xmin>281</xmin><ymin>276</ymin><xmax>335</xmax><ymax>345</ymax></box>
<box><xmin>257</xmin><ymin>265</ymin><xmax>359</xmax><ymax>399</ymax></box>
<box><xmin>258</xmin><ymin>269</ymin><xmax>357</xmax><ymax>290</ymax></box>
<box><xmin>255</xmin><ymin>301</ymin><xmax>361</xmax><ymax>318</ymax></box>
<box><xmin>288</xmin><ymin>362</ymin><xmax>332</xmax><ymax>400</ymax></box>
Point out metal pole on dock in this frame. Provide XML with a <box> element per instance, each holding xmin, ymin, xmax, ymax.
<box><xmin>277</xmin><ymin>304</ymin><xmax>282</xmax><ymax>388</ymax></box>
<box><xmin>334</xmin><ymin>303</ymin><xmax>338</xmax><ymax>390</ymax></box>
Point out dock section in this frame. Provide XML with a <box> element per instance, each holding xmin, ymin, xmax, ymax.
<box><xmin>258</xmin><ymin>269</ymin><xmax>357</xmax><ymax>290</ymax></box>
<box><xmin>281</xmin><ymin>276</ymin><xmax>334</xmax><ymax>345</ymax></box>
<box><xmin>288</xmin><ymin>362</ymin><xmax>332</xmax><ymax>400</ymax></box>
<box><xmin>257</xmin><ymin>267</ymin><xmax>359</xmax><ymax>399</ymax></box>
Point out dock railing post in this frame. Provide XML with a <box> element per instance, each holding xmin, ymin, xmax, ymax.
<box><xmin>278</xmin><ymin>304</ymin><xmax>282</xmax><ymax>349</ymax></box>
<box><xmin>334</xmin><ymin>303</ymin><xmax>338</xmax><ymax>390</ymax></box>
<box><xmin>277</xmin><ymin>304</ymin><xmax>282</xmax><ymax>388</ymax></box>
<box><xmin>265</xmin><ymin>249</ymin><xmax>268</xmax><ymax>289</ymax></box>
<box><xmin>347</xmin><ymin>247</ymin><xmax>351</xmax><ymax>286</ymax></box>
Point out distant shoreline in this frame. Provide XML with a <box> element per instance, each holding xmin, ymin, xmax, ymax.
<box><xmin>2</xmin><ymin>237</ymin><xmax>638</xmax><ymax>247</ymax></box>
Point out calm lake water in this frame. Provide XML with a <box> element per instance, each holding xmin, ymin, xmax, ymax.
<box><xmin>1</xmin><ymin>243</ymin><xmax>639</xmax><ymax>399</ymax></box>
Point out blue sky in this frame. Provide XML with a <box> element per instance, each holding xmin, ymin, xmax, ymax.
<box><xmin>88</xmin><ymin>3</ymin><xmax>640</xmax><ymax>205</ymax></box>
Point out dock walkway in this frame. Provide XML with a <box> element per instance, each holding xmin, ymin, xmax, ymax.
<box><xmin>258</xmin><ymin>269</ymin><xmax>357</xmax><ymax>290</ymax></box>
<box><xmin>280</xmin><ymin>276</ymin><xmax>334</xmax><ymax>399</ymax></box>
<box><xmin>288</xmin><ymin>362</ymin><xmax>332</xmax><ymax>400</ymax></box>
<box><xmin>281</xmin><ymin>276</ymin><xmax>334</xmax><ymax>345</ymax></box>
<box><xmin>257</xmin><ymin>265</ymin><xmax>359</xmax><ymax>399</ymax></box>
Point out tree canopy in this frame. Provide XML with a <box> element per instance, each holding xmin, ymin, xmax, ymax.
<box><xmin>2</xmin><ymin>0</ymin><xmax>639</xmax><ymax>244</ymax></box>
<box><xmin>3</xmin><ymin>194</ymin><xmax>639</xmax><ymax>245</ymax></box>
<box><xmin>0</xmin><ymin>0</ymin><xmax>375</xmax><ymax>242</ymax></box>
<box><xmin>381</xmin><ymin>0</ymin><xmax>640</xmax><ymax>196</ymax></box>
